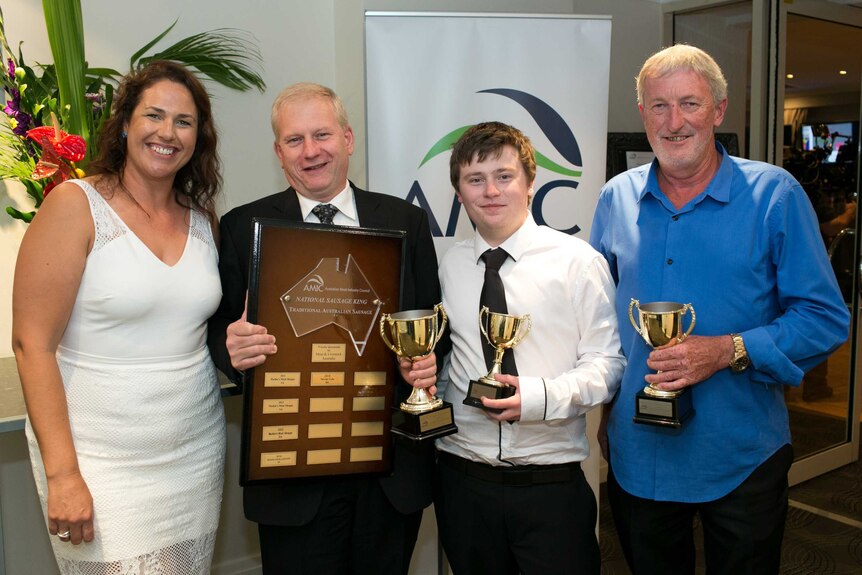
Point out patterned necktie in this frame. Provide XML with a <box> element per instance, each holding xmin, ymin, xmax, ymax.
<box><xmin>479</xmin><ymin>248</ymin><xmax>517</xmax><ymax>375</ymax></box>
<box><xmin>312</xmin><ymin>203</ymin><xmax>339</xmax><ymax>224</ymax></box>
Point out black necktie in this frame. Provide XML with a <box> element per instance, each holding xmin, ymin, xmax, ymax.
<box><xmin>480</xmin><ymin>248</ymin><xmax>517</xmax><ymax>375</ymax></box>
<box><xmin>312</xmin><ymin>203</ymin><xmax>338</xmax><ymax>224</ymax></box>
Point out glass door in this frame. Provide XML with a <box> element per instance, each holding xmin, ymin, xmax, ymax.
<box><xmin>663</xmin><ymin>0</ymin><xmax>861</xmax><ymax>484</ymax></box>
<box><xmin>776</xmin><ymin>0</ymin><xmax>862</xmax><ymax>484</ymax></box>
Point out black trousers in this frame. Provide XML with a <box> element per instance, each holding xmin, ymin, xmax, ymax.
<box><xmin>258</xmin><ymin>475</ymin><xmax>422</xmax><ymax>575</ymax></box>
<box><xmin>434</xmin><ymin>451</ymin><xmax>600</xmax><ymax>575</ymax></box>
<box><xmin>608</xmin><ymin>443</ymin><xmax>793</xmax><ymax>575</ymax></box>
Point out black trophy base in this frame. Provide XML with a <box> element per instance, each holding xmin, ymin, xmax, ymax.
<box><xmin>463</xmin><ymin>378</ymin><xmax>516</xmax><ymax>410</ymax></box>
<box><xmin>633</xmin><ymin>387</ymin><xmax>694</xmax><ymax>428</ymax></box>
<box><xmin>391</xmin><ymin>402</ymin><xmax>458</xmax><ymax>441</ymax></box>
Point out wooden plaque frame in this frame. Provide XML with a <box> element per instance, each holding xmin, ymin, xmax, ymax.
<box><xmin>241</xmin><ymin>220</ymin><xmax>404</xmax><ymax>484</ymax></box>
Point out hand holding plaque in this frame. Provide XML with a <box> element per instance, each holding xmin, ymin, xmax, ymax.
<box><xmin>463</xmin><ymin>306</ymin><xmax>532</xmax><ymax>409</ymax></box>
<box><xmin>380</xmin><ymin>303</ymin><xmax>458</xmax><ymax>440</ymax></box>
<box><xmin>628</xmin><ymin>299</ymin><xmax>696</xmax><ymax>427</ymax></box>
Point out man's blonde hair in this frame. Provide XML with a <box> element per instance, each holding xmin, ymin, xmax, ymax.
<box><xmin>636</xmin><ymin>44</ymin><xmax>728</xmax><ymax>106</ymax></box>
<box><xmin>270</xmin><ymin>82</ymin><xmax>349</xmax><ymax>137</ymax></box>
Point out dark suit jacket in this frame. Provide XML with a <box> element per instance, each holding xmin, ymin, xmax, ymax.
<box><xmin>207</xmin><ymin>183</ymin><xmax>443</xmax><ymax>525</ymax></box>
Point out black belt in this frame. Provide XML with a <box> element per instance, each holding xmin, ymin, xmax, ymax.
<box><xmin>437</xmin><ymin>450</ymin><xmax>580</xmax><ymax>486</ymax></box>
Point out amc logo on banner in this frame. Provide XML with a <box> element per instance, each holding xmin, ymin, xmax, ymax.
<box><xmin>404</xmin><ymin>88</ymin><xmax>584</xmax><ymax>238</ymax></box>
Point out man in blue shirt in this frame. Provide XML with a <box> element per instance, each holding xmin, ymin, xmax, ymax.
<box><xmin>590</xmin><ymin>44</ymin><xmax>850</xmax><ymax>574</ymax></box>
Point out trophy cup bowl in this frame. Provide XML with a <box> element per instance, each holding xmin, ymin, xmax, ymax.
<box><xmin>628</xmin><ymin>299</ymin><xmax>696</xmax><ymax>427</ymax></box>
<box><xmin>379</xmin><ymin>303</ymin><xmax>457</xmax><ymax>440</ymax></box>
<box><xmin>463</xmin><ymin>306</ymin><xmax>532</xmax><ymax>409</ymax></box>
<box><xmin>629</xmin><ymin>300</ymin><xmax>696</xmax><ymax>397</ymax></box>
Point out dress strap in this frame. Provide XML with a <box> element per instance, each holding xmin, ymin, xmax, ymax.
<box><xmin>67</xmin><ymin>179</ymin><xmax>127</xmax><ymax>253</ymax></box>
<box><xmin>188</xmin><ymin>208</ymin><xmax>216</xmax><ymax>252</ymax></box>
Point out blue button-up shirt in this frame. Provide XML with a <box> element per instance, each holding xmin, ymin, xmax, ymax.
<box><xmin>589</xmin><ymin>143</ymin><xmax>850</xmax><ymax>502</ymax></box>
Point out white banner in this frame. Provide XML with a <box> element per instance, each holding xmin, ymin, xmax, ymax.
<box><xmin>365</xmin><ymin>12</ymin><xmax>612</xmax><ymax>255</ymax></box>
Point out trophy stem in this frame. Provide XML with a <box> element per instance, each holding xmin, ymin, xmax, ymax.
<box><xmin>479</xmin><ymin>348</ymin><xmax>506</xmax><ymax>386</ymax></box>
<box><xmin>401</xmin><ymin>386</ymin><xmax>444</xmax><ymax>414</ymax></box>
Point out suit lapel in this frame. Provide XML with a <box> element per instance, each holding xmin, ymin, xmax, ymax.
<box><xmin>353</xmin><ymin>184</ymin><xmax>383</xmax><ymax>228</ymax></box>
<box><xmin>280</xmin><ymin>188</ymin><xmax>304</xmax><ymax>222</ymax></box>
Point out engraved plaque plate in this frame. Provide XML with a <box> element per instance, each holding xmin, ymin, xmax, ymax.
<box><xmin>262</xmin><ymin>425</ymin><xmax>299</xmax><ymax>442</ymax></box>
<box><xmin>310</xmin><ymin>372</ymin><xmax>346</xmax><ymax>386</ymax></box>
<box><xmin>261</xmin><ymin>451</ymin><xmax>297</xmax><ymax>468</ymax></box>
<box><xmin>265</xmin><ymin>372</ymin><xmax>301</xmax><ymax>387</ymax></box>
<box><xmin>262</xmin><ymin>398</ymin><xmax>300</xmax><ymax>414</ymax></box>
<box><xmin>353</xmin><ymin>396</ymin><xmax>386</xmax><ymax>412</ymax></box>
<box><xmin>312</xmin><ymin>343</ymin><xmax>347</xmax><ymax>363</ymax></box>
<box><xmin>350</xmin><ymin>446</ymin><xmax>383</xmax><ymax>462</ymax></box>
<box><xmin>308</xmin><ymin>423</ymin><xmax>344</xmax><ymax>439</ymax></box>
<box><xmin>354</xmin><ymin>371</ymin><xmax>386</xmax><ymax>386</ymax></box>
<box><xmin>351</xmin><ymin>421</ymin><xmax>384</xmax><ymax>437</ymax></box>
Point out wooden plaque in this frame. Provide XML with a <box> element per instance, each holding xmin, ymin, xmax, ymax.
<box><xmin>241</xmin><ymin>220</ymin><xmax>404</xmax><ymax>484</ymax></box>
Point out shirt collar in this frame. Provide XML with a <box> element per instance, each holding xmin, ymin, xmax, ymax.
<box><xmin>472</xmin><ymin>213</ymin><xmax>536</xmax><ymax>265</ymax></box>
<box><xmin>640</xmin><ymin>141</ymin><xmax>732</xmax><ymax>208</ymax></box>
<box><xmin>296</xmin><ymin>181</ymin><xmax>358</xmax><ymax>223</ymax></box>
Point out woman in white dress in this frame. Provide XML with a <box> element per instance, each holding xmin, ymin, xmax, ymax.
<box><xmin>12</xmin><ymin>61</ymin><xmax>226</xmax><ymax>574</ymax></box>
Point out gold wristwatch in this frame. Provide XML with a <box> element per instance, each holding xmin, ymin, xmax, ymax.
<box><xmin>729</xmin><ymin>333</ymin><xmax>750</xmax><ymax>373</ymax></box>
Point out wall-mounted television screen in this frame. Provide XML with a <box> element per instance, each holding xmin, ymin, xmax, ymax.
<box><xmin>800</xmin><ymin>121</ymin><xmax>857</xmax><ymax>163</ymax></box>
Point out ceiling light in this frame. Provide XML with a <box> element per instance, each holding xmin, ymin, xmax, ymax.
<box><xmin>786</xmin><ymin>73</ymin><xmax>794</xmax><ymax>79</ymax></box>
<box><xmin>839</xmin><ymin>70</ymin><xmax>847</xmax><ymax>75</ymax></box>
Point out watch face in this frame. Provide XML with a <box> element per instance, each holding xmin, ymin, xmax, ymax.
<box><xmin>731</xmin><ymin>356</ymin><xmax>750</xmax><ymax>372</ymax></box>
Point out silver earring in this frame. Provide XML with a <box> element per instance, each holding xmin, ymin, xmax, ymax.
<box><xmin>121</xmin><ymin>131</ymin><xmax>127</xmax><ymax>139</ymax></box>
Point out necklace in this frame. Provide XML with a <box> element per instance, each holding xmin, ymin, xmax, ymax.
<box><xmin>122</xmin><ymin>185</ymin><xmax>152</xmax><ymax>219</ymax></box>
<box><xmin>109</xmin><ymin>174</ymin><xmax>152</xmax><ymax>219</ymax></box>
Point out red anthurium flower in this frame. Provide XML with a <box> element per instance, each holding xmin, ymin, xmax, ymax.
<box><xmin>26</xmin><ymin>125</ymin><xmax>86</xmax><ymax>162</ymax></box>
<box><xmin>31</xmin><ymin>136</ymin><xmax>74</xmax><ymax>197</ymax></box>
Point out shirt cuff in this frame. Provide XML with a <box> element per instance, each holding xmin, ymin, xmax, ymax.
<box><xmin>518</xmin><ymin>375</ymin><xmax>547</xmax><ymax>421</ymax></box>
<box><xmin>743</xmin><ymin>327</ymin><xmax>804</xmax><ymax>386</ymax></box>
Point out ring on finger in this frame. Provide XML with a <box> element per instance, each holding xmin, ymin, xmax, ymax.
<box><xmin>57</xmin><ymin>529</ymin><xmax>71</xmax><ymax>541</ymax></box>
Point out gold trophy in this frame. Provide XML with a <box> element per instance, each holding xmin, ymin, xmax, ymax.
<box><xmin>379</xmin><ymin>303</ymin><xmax>457</xmax><ymax>440</ymax></box>
<box><xmin>628</xmin><ymin>299</ymin><xmax>696</xmax><ymax>427</ymax></box>
<box><xmin>464</xmin><ymin>306</ymin><xmax>532</xmax><ymax>409</ymax></box>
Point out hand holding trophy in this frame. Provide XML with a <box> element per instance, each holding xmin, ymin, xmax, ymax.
<box><xmin>463</xmin><ymin>306</ymin><xmax>532</xmax><ymax>409</ymax></box>
<box><xmin>629</xmin><ymin>299</ymin><xmax>696</xmax><ymax>427</ymax></box>
<box><xmin>379</xmin><ymin>303</ymin><xmax>458</xmax><ymax>440</ymax></box>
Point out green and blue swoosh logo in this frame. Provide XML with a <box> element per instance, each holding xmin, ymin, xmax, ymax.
<box><xmin>418</xmin><ymin>88</ymin><xmax>582</xmax><ymax>179</ymax></box>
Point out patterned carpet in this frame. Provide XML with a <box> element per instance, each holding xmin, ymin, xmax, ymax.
<box><xmin>599</xmin><ymin>422</ymin><xmax>862</xmax><ymax>574</ymax></box>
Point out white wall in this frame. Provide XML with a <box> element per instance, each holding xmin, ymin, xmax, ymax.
<box><xmin>335</xmin><ymin>0</ymin><xmax>661</xmax><ymax>187</ymax></box>
<box><xmin>0</xmin><ymin>0</ymin><xmax>661</xmax><ymax>221</ymax></box>
<box><xmin>0</xmin><ymin>1</ymin><xmax>662</xmax><ymax>573</ymax></box>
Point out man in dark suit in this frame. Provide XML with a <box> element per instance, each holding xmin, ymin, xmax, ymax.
<box><xmin>208</xmin><ymin>82</ymin><xmax>443</xmax><ymax>574</ymax></box>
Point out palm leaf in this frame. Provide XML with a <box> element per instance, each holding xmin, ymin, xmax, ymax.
<box><xmin>135</xmin><ymin>29</ymin><xmax>265</xmax><ymax>92</ymax></box>
<box><xmin>86</xmin><ymin>67</ymin><xmax>124</xmax><ymax>82</ymax></box>
<box><xmin>129</xmin><ymin>19</ymin><xmax>179</xmax><ymax>66</ymax></box>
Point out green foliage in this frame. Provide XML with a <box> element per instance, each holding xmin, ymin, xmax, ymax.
<box><xmin>43</xmin><ymin>0</ymin><xmax>89</xmax><ymax>149</ymax></box>
<box><xmin>0</xmin><ymin>2</ymin><xmax>265</xmax><ymax>223</ymax></box>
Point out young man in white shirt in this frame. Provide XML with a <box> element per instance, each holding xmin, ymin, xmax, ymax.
<box><xmin>434</xmin><ymin>121</ymin><xmax>625</xmax><ymax>574</ymax></box>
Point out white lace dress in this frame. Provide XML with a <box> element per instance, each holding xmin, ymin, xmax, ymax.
<box><xmin>25</xmin><ymin>180</ymin><xmax>226</xmax><ymax>575</ymax></box>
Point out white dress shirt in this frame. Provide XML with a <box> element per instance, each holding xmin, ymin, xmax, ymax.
<box><xmin>436</xmin><ymin>215</ymin><xmax>625</xmax><ymax>466</ymax></box>
<box><xmin>297</xmin><ymin>182</ymin><xmax>359</xmax><ymax>227</ymax></box>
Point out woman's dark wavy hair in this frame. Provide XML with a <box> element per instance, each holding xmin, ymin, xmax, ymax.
<box><xmin>89</xmin><ymin>60</ymin><xmax>222</xmax><ymax>218</ymax></box>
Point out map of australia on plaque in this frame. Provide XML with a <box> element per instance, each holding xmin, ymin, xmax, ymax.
<box><xmin>281</xmin><ymin>256</ymin><xmax>382</xmax><ymax>356</ymax></box>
